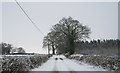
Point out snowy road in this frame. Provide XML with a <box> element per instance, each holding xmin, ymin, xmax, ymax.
<box><xmin>32</xmin><ymin>55</ymin><xmax>107</xmax><ymax>71</ymax></box>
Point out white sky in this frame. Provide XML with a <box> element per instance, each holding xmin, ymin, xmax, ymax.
<box><xmin>1</xmin><ymin>1</ymin><xmax>118</xmax><ymax>54</ymax></box>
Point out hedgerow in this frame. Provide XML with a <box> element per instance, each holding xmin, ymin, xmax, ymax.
<box><xmin>69</xmin><ymin>55</ymin><xmax>120</xmax><ymax>71</ymax></box>
<box><xmin>1</xmin><ymin>54</ymin><xmax>48</xmax><ymax>73</ymax></box>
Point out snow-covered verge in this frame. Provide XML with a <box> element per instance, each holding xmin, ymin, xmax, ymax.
<box><xmin>69</xmin><ymin>54</ymin><xmax>120</xmax><ymax>71</ymax></box>
<box><xmin>1</xmin><ymin>54</ymin><xmax>49</xmax><ymax>73</ymax></box>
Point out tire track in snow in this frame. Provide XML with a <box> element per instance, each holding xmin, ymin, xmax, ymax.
<box><xmin>52</xmin><ymin>58</ymin><xmax>59</xmax><ymax>73</ymax></box>
<box><xmin>53</xmin><ymin>56</ymin><xmax>77</xmax><ymax>73</ymax></box>
<box><xmin>60</xmin><ymin>58</ymin><xmax>77</xmax><ymax>73</ymax></box>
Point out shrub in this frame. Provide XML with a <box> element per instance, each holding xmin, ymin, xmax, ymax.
<box><xmin>69</xmin><ymin>55</ymin><xmax>120</xmax><ymax>71</ymax></box>
<box><xmin>1</xmin><ymin>54</ymin><xmax>48</xmax><ymax>73</ymax></box>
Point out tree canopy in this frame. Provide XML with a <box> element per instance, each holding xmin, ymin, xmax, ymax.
<box><xmin>43</xmin><ymin>17</ymin><xmax>91</xmax><ymax>55</ymax></box>
<box><xmin>1</xmin><ymin>42</ymin><xmax>13</xmax><ymax>55</ymax></box>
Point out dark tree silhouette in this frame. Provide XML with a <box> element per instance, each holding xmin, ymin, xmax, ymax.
<box><xmin>43</xmin><ymin>17</ymin><xmax>91</xmax><ymax>55</ymax></box>
<box><xmin>43</xmin><ymin>31</ymin><xmax>56</xmax><ymax>55</ymax></box>
<box><xmin>1</xmin><ymin>42</ymin><xmax>12</xmax><ymax>55</ymax></box>
<box><xmin>52</xmin><ymin>17</ymin><xmax>91</xmax><ymax>55</ymax></box>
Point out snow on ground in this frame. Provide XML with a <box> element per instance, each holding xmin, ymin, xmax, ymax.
<box><xmin>32</xmin><ymin>55</ymin><xmax>57</xmax><ymax>71</ymax></box>
<box><xmin>0</xmin><ymin>55</ymin><xmax>2</xmax><ymax>58</ymax></box>
<box><xmin>71</xmin><ymin>54</ymin><xmax>84</xmax><ymax>57</ymax></box>
<box><xmin>32</xmin><ymin>55</ymin><xmax>107</xmax><ymax>71</ymax></box>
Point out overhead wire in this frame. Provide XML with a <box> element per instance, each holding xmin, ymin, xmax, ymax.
<box><xmin>14</xmin><ymin>0</ymin><xmax>45</xmax><ymax>36</ymax></box>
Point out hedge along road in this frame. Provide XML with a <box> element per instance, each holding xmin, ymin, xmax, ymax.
<box><xmin>31</xmin><ymin>55</ymin><xmax>110</xmax><ymax>73</ymax></box>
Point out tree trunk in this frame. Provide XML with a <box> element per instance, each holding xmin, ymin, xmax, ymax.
<box><xmin>48</xmin><ymin>44</ymin><xmax>50</xmax><ymax>55</ymax></box>
<box><xmin>68</xmin><ymin>37</ymin><xmax>75</xmax><ymax>55</ymax></box>
<box><xmin>52</xmin><ymin>44</ymin><xmax>55</xmax><ymax>55</ymax></box>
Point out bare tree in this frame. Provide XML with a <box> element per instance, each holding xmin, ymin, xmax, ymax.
<box><xmin>43</xmin><ymin>31</ymin><xmax>56</xmax><ymax>55</ymax></box>
<box><xmin>52</xmin><ymin>17</ymin><xmax>91</xmax><ymax>55</ymax></box>
<box><xmin>2</xmin><ymin>43</ymin><xmax>13</xmax><ymax>55</ymax></box>
<box><xmin>43</xmin><ymin>17</ymin><xmax>91</xmax><ymax>55</ymax></box>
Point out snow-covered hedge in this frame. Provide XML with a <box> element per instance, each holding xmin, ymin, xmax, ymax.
<box><xmin>69</xmin><ymin>54</ymin><xmax>120</xmax><ymax>71</ymax></box>
<box><xmin>0</xmin><ymin>56</ymin><xmax>2</xmax><ymax>73</ymax></box>
<box><xmin>1</xmin><ymin>54</ymin><xmax>49</xmax><ymax>73</ymax></box>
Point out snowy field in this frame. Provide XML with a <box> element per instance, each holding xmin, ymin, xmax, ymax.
<box><xmin>32</xmin><ymin>55</ymin><xmax>107</xmax><ymax>71</ymax></box>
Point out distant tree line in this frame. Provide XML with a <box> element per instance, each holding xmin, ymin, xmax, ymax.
<box><xmin>75</xmin><ymin>39</ymin><xmax>120</xmax><ymax>56</ymax></box>
<box><xmin>0</xmin><ymin>42</ymin><xmax>25</xmax><ymax>55</ymax></box>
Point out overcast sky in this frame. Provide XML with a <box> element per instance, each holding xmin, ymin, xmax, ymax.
<box><xmin>2</xmin><ymin>2</ymin><xmax>118</xmax><ymax>54</ymax></box>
